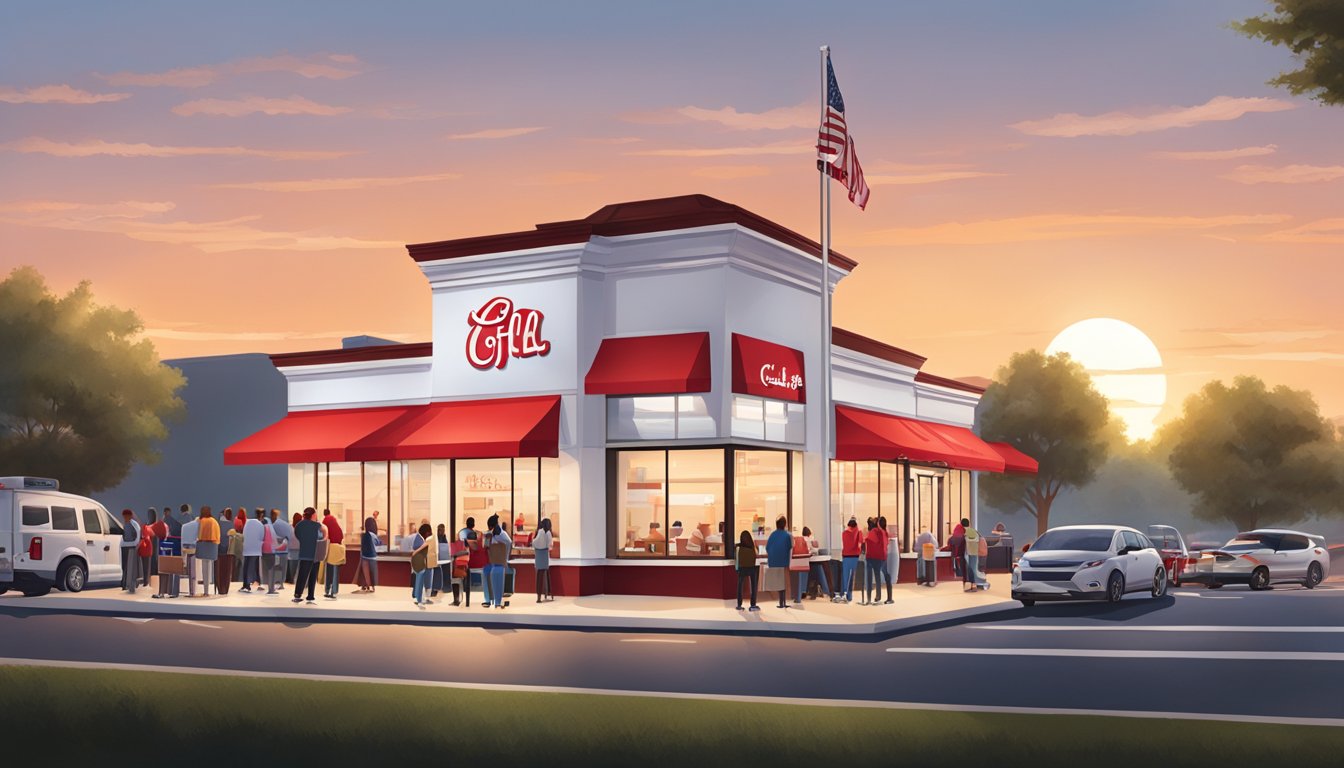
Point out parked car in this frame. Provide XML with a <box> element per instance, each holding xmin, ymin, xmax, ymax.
<box><xmin>1012</xmin><ymin>525</ymin><xmax>1168</xmax><ymax>607</ymax></box>
<box><xmin>1185</xmin><ymin>529</ymin><xmax>1330</xmax><ymax>590</ymax></box>
<box><xmin>1147</xmin><ymin>524</ymin><xmax>1198</xmax><ymax>586</ymax></box>
<box><xmin>0</xmin><ymin>476</ymin><xmax>124</xmax><ymax>596</ymax></box>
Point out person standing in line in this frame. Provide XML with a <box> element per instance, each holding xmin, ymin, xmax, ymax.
<box><xmin>356</xmin><ymin>516</ymin><xmax>380</xmax><ymax>593</ymax></box>
<box><xmin>180</xmin><ymin>510</ymin><xmax>199</xmax><ymax>598</ymax></box>
<box><xmin>484</xmin><ymin>514</ymin><xmax>512</xmax><ymax>609</ymax></box>
<box><xmin>531</xmin><ymin>518</ymin><xmax>554</xmax><ymax>603</ymax></box>
<box><xmin>459</xmin><ymin>517</ymin><xmax>483</xmax><ymax>607</ymax></box>
<box><xmin>963</xmin><ymin>518</ymin><xmax>988</xmax><ymax>591</ymax></box>
<box><xmin>410</xmin><ymin>522</ymin><xmax>433</xmax><ymax>607</ymax></box>
<box><xmin>147</xmin><ymin>508</ymin><xmax>167</xmax><ymax>582</ymax></box>
<box><xmin>789</xmin><ymin>527</ymin><xmax>812</xmax><ymax>604</ymax></box>
<box><xmin>135</xmin><ymin>510</ymin><xmax>154</xmax><ymax>587</ymax></box>
<box><xmin>734</xmin><ymin>530</ymin><xmax>759</xmax><ymax>611</ymax></box>
<box><xmin>799</xmin><ymin>527</ymin><xmax>834</xmax><ymax>601</ymax></box>
<box><xmin>241</xmin><ymin>508</ymin><xmax>265</xmax><ymax>593</ymax></box>
<box><xmin>432</xmin><ymin>523</ymin><xmax>449</xmax><ymax>599</ymax></box>
<box><xmin>219</xmin><ymin>508</ymin><xmax>235</xmax><ymax>577</ymax></box>
<box><xmin>226</xmin><ymin>508</ymin><xmax>245</xmax><ymax>583</ymax></box>
<box><xmin>260</xmin><ymin>510</ymin><xmax>279</xmax><ymax>595</ymax></box>
<box><xmin>949</xmin><ymin>519</ymin><xmax>967</xmax><ymax>587</ymax></box>
<box><xmin>321</xmin><ymin>509</ymin><xmax>345</xmax><ymax>599</ymax></box>
<box><xmin>119</xmin><ymin>509</ymin><xmax>141</xmax><ymax>594</ymax></box>
<box><xmin>865</xmin><ymin>517</ymin><xmax>893</xmax><ymax>605</ymax></box>
<box><xmin>196</xmin><ymin>506</ymin><xmax>220</xmax><ymax>597</ymax></box>
<box><xmin>292</xmin><ymin>508</ymin><xmax>322</xmax><ymax>604</ymax></box>
<box><xmin>268</xmin><ymin>509</ymin><xmax>291</xmax><ymax>592</ymax></box>
<box><xmin>877</xmin><ymin>515</ymin><xmax>896</xmax><ymax>602</ymax></box>
<box><xmin>765</xmin><ymin>515</ymin><xmax>793</xmax><ymax>609</ymax></box>
<box><xmin>286</xmin><ymin>512</ymin><xmax>302</xmax><ymax>584</ymax></box>
<box><xmin>840</xmin><ymin>518</ymin><xmax>862</xmax><ymax>604</ymax></box>
<box><xmin>915</xmin><ymin>528</ymin><xmax>939</xmax><ymax>587</ymax></box>
<box><xmin>162</xmin><ymin>504</ymin><xmax>183</xmax><ymax>570</ymax></box>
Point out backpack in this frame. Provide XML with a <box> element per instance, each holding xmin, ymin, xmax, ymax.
<box><xmin>977</xmin><ymin>536</ymin><xmax>988</xmax><ymax>558</ymax></box>
<box><xmin>136</xmin><ymin>521</ymin><xmax>152</xmax><ymax>557</ymax></box>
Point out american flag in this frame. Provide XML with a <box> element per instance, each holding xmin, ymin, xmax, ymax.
<box><xmin>816</xmin><ymin>56</ymin><xmax>869</xmax><ymax>210</ymax></box>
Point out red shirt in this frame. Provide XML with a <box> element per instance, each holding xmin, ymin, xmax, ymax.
<box><xmin>234</xmin><ymin>515</ymin><xmax>245</xmax><ymax>533</ymax></box>
<box><xmin>864</xmin><ymin>528</ymin><xmax>888</xmax><ymax>561</ymax></box>
<box><xmin>842</xmin><ymin>526</ymin><xmax>864</xmax><ymax>557</ymax></box>
<box><xmin>149</xmin><ymin>520</ymin><xmax>168</xmax><ymax>540</ymax></box>
<box><xmin>323</xmin><ymin>516</ymin><xmax>344</xmax><ymax>545</ymax></box>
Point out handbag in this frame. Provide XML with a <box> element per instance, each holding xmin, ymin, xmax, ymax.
<box><xmin>327</xmin><ymin>543</ymin><xmax>346</xmax><ymax>566</ymax></box>
<box><xmin>922</xmin><ymin>542</ymin><xmax>936</xmax><ymax>561</ymax></box>
<box><xmin>314</xmin><ymin>540</ymin><xmax>328</xmax><ymax>563</ymax></box>
<box><xmin>761</xmin><ymin>565</ymin><xmax>787</xmax><ymax>592</ymax></box>
<box><xmin>158</xmin><ymin>555</ymin><xmax>187</xmax><ymax>576</ymax></box>
<box><xmin>977</xmin><ymin>537</ymin><xmax>988</xmax><ymax>558</ymax></box>
<box><xmin>411</xmin><ymin>547</ymin><xmax>428</xmax><ymax>572</ymax></box>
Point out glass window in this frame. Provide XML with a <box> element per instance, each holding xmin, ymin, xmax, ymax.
<box><xmin>361</xmin><ymin>462</ymin><xmax>388</xmax><ymax>553</ymax></box>
<box><xmin>51</xmin><ymin>506</ymin><xmax>78</xmax><ymax>531</ymax></box>
<box><xmin>731</xmin><ymin>396</ymin><xmax>805</xmax><ymax>444</ymax></box>
<box><xmin>667</xmin><ymin>449</ymin><xmax>724</xmax><ymax>558</ymax></box>
<box><xmin>1279</xmin><ymin>535</ymin><xmax>1310</xmax><ymax>551</ymax></box>
<box><xmin>617</xmin><ymin>450</ymin><xmax>667</xmax><ymax>557</ymax></box>
<box><xmin>302</xmin><ymin>463</ymin><xmax>317</xmax><ymax>512</ymax></box>
<box><xmin>609</xmin><ymin>396</ymin><xmax>676</xmax><ymax>441</ymax></box>
<box><xmin>791</xmin><ymin>450</ymin><xmax>809</xmax><ymax>538</ymax></box>
<box><xmin>105</xmin><ymin>510</ymin><xmax>124</xmax><ymax>536</ymax></box>
<box><xmin>82</xmin><ymin>509</ymin><xmax>103</xmax><ymax>534</ymax></box>
<box><xmin>677</xmin><ymin>395</ymin><xmax>717</xmax><ymax>438</ymax></box>
<box><xmin>540</xmin><ymin>457</ymin><xmax>560</xmax><ymax>551</ymax></box>
<box><xmin>395</xmin><ymin>460</ymin><xmax>431</xmax><ymax>552</ymax></box>
<box><xmin>455</xmin><ymin>459</ymin><xmax>511</xmax><ymax>547</ymax></box>
<box><xmin>327</xmin><ymin>462</ymin><xmax>361</xmax><ymax>541</ymax></box>
<box><xmin>916</xmin><ymin>474</ymin><xmax>935</xmax><ymax>538</ymax></box>
<box><xmin>21</xmin><ymin>506</ymin><xmax>49</xmax><ymax>527</ymax></box>
<box><xmin>735</xmin><ymin>450</ymin><xmax>788</xmax><ymax>548</ymax></box>
<box><xmin>879</xmin><ymin>462</ymin><xmax>901</xmax><ymax>552</ymax></box>
<box><xmin>514</xmin><ymin>458</ymin><xmax>540</xmax><ymax>550</ymax></box>
<box><xmin>1032</xmin><ymin>529</ymin><xmax>1116</xmax><ymax>552</ymax></box>
<box><xmin>731</xmin><ymin>396</ymin><xmax>765</xmax><ymax>440</ymax></box>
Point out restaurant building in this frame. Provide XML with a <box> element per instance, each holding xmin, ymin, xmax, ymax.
<box><xmin>224</xmin><ymin>194</ymin><xmax>1036</xmax><ymax>597</ymax></box>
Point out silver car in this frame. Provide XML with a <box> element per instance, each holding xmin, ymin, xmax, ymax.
<box><xmin>1012</xmin><ymin>525</ymin><xmax>1168</xmax><ymax>607</ymax></box>
<box><xmin>1186</xmin><ymin>529</ymin><xmax>1330</xmax><ymax>590</ymax></box>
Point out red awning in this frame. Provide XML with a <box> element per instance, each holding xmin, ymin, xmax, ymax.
<box><xmin>223</xmin><ymin>406</ymin><xmax>415</xmax><ymax>465</ymax></box>
<box><xmin>834</xmin><ymin>405</ymin><xmax>1006</xmax><ymax>473</ymax></box>
<box><xmin>584</xmin><ymin>332</ymin><xmax>711</xmax><ymax>395</ymax></box>
<box><xmin>731</xmin><ymin>333</ymin><xmax>806</xmax><ymax>403</ymax></box>
<box><xmin>988</xmin><ymin>442</ymin><xmax>1039</xmax><ymax>475</ymax></box>
<box><xmin>347</xmin><ymin>395</ymin><xmax>561</xmax><ymax>461</ymax></box>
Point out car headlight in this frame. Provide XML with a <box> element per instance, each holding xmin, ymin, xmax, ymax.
<box><xmin>1082</xmin><ymin>559</ymin><xmax>1107</xmax><ymax>569</ymax></box>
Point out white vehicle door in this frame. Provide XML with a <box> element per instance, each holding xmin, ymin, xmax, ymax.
<box><xmin>1121</xmin><ymin>531</ymin><xmax>1147</xmax><ymax>586</ymax></box>
<box><xmin>80</xmin><ymin>507</ymin><xmax>117</xmax><ymax>581</ymax></box>
<box><xmin>1276</xmin><ymin>535</ymin><xmax>1311</xmax><ymax>579</ymax></box>
<box><xmin>49</xmin><ymin>504</ymin><xmax>86</xmax><ymax>576</ymax></box>
<box><xmin>17</xmin><ymin>496</ymin><xmax>55</xmax><ymax>575</ymax></box>
<box><xmin>0</xmin><ymin>494</ymin><xmax>13</xmax><ymax>583</ymax></box>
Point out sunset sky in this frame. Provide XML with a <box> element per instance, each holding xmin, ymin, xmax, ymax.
<box><xmin>3</xmin><ymin>1</ymin><xmax>1342</xmax><ymax>431</ymax></box>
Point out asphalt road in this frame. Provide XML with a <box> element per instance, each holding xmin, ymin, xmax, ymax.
<box><xmin>1</xmin><ymin>583</ymin><xmax>1340</xmax><ymax>720</ymax></box>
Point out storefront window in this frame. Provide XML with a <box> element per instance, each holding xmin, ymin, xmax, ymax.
<box><xmin>608</xmin><ymin>395</ymin><xmax>716</xmax><ymax>441</ymax></box>
<box><xmin>734</xmin><ymin>450</ymin><xmax>788</xmax><ymax>548</ymax></box>
<box><xmin>328</xmin><ymin>462</ymin><xmax>361</xmax><ymax>539</ymax></box>
<box><xmin>362</xmin><ymin>462</ymin><xmax>387</xmax><ymax>552</ymax></box>
<box><xmin>731</xmin><ymin>395</ymin><xmax>804</xmax><ymax>444</ymax></box>
<box><xmin>668</xmin><ymin>449</ymin><xmax>723</xmax><ymax>557</ymax></box>
<box><xmin>514</xmin><ymin>458</ymin><xmax>540</xmax><ymax>543</ymax></box>
<box><xmin>879</xmin><ymin>462</ymin><xmax>902</xmax><ymax>552</ymax></box>
<box><xmin>617</xmin><ymin>450</ymin><xmax>666</xmax><ymax>557</ymax></box>
<box><xmin>301</xmin><ymin>463</ymin><xmax>317</xmax><ymax>511</ymax></box>
<box><xmin>400</xmin><ymin>461</ymin><xmax>431</xmax><ymax>552</ymax></box>
<box><xmin>456</xmin><ymin>458</ymin><xmax>512</xmax><ymax>544</ymax></box>
<box><xmin>540</xmin><ymin>457</ymin><xmax>560</xmax><ymax>552</ymax></box>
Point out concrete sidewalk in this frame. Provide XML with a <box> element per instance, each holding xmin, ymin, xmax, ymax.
<box><xmin>0</xmin><ymin>577</ymin><xmax>1016</xmax><ymax>639</ymax></box>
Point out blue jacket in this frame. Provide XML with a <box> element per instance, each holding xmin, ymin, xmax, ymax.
<box><xmin>295</xmin><ymin>519</ymin><xmax>323</xmax><ymax>561</ymax></box>
<box><xmin>765</xmin><ymin>529</ymin><xmax>793</xmax><ymax>568</ymax></box>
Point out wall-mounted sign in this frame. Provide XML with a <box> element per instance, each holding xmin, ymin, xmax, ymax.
<box><xmin>731</xmin><ymin>333</ymin><xmax>806</xmax><ymax>403</ymax></box>
<box><xmin>466</xmin><ymin>296</ymin><xmax>551</xmax><ymax>370</ymax></box>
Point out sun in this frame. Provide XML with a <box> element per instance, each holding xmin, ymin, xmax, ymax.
<box><xmin>1045</xmin><ymin>318</ymin><xmax>1167</xmax><ymax>441</ymax></box>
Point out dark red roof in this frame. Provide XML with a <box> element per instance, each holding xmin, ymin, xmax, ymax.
<box><xmin>406</xmin><ymin>194</ymin><xmax>858</xmax><ymax>271</ymax></box>
<box><xmin>915</xmin><ymin>371</ymin><xmax>987</xmax><ymax>395</ymax></box>
<box><xmin>832</xmin><ymin>328</ymin><xmax>927</xmax><ymax>370</ymax></box>
<box><xmin>270</xmin><ymin>342</ymin><xmax>433</xmax><ymax>368</ymax></box>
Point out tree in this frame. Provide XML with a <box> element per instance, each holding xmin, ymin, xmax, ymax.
<box><xmin>976</xmin><ymin>350</ymin><xmax>1114</xmax><ymax>537</ymax></box>
<box><xmin>1155</xmin><ymin>376</ymin><xmax>1343</xmax><ymax>531</ymax></box>
<box><xmin>1232</xmin><ymin>1</ymin><xmax>1344</xmax><ymax>105</ymax></box>
<box><xmin>0</xmin><ymin>266</ymin><xmax>185</xmax><ymax>493</ymax></box>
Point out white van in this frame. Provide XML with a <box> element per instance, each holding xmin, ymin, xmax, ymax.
<box><xmin>0</xmin><ymin>476</ymin><xmax>124</xmax><ymax>596</ymax></box>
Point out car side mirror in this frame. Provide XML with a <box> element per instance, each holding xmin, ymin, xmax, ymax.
<box><xmin>1117</xmin><ymin>546</ymin><xmax>1134</xmax><ymax>555</ymax></box>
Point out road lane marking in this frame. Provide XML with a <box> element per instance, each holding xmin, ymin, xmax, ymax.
<box><xmin>619</xmin><ymin>638</ymin><xmax>697</xmax><ymax>644</ymax></box>
<box><xmin>970</xmin><ymin>624</ymin><xmax>1344</xmax><ymax>634</ymax></box>
<box><xmin>885</xmin><ymin>647</ymin><xmax>1344</xmax><ymax>662</ymax></box>
<box><xmin>1171</xmin><ymin>592</ymin><xmax>1242</xmax><ymax>599</ymax></box>
<box><xmin>111</xmin><ymin>617</ymin><xmax>153</xmax><ymax>624</ymax></box>
<box><xmin>178</xmin><ymin>620</ymin><xmax>222</xmax><ymax>630</ymax></box>
<box><xmin>0</xmin><ymin>656</ymin><xmax>1339</xmax><ymax>728</ymax></box>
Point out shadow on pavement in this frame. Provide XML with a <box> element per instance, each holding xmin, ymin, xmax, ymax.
<box><xmin>883</xmin><ymin>595</ymin><xmax>1180</xmax><ymax>641</ymax></box>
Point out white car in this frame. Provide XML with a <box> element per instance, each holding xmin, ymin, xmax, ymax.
<box><xmin>1012</xmin><ymin>525</ymin><xmax>1168</xmax><ymax>607</ymax></box>
<box><xmin>0</xmin><ymin>476</ymin><xmax>125</xmax><ymax>596</ymax></box>
<box><xmin>1186</xmin><ymin>529</ymin><xmax>1330</xmax><ymax>590</ymax></box>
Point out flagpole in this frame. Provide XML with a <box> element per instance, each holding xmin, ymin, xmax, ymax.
<box><xmin>819</xmin><ymin>45</ymin><xmax>833</xmax><ymax>557</ymax></box>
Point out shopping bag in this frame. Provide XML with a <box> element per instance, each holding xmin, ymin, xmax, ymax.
<box><xmin>761</xmin><ymin>565</ymin><xmax>787</xmax><ymax>592</ymax></box>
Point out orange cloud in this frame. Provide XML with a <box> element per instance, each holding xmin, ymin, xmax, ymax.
<box><xmin>866</xmin><ymin>169</ymin><xmax>1002</xmax><ymax>186</ymax></box>
<box><xmin>0</xmin><ymin>84</ymin><xmax>130</xmax><ymax>104</ymax></box>
<box><xmin>212</xmin><ymin>172</ymin><xmax>461</xmax><ymax>192</ymax></box>
<box><xmin>624</xmin><ymin>102</ymin><xmax>814</xmax><ymax>130</ymax></box>
<box><xmin>172</xmin><ymin>95</ymin><xmax>352</xmax><ymax>117</ymax></box>
<box><xmin>519</xmin><ymin>171</ymin><xmax>601</xmax><ymax>185</ymax></box>
<box><xmin>1154</xmin><ymin>144</ymin><xmax>1278</xmax><ymax>160</ymax></box>
<box><xmin>99</xmin><ymin>53</ymin><xmax>364</xmax><ymax>87</ymax></box>
<box><xmin>1261</xmin><ymin>218</ymin><xmax>1344</xmax><ymax>244</ymax></box>
<box><xmin>690</xmin><ymin>165</ymin><xmax>771</xmax><ymax>179</ymax></box>
<box><xmin>862</xmin><ymin>212</ymin><xmax>1291</xmax><ymax>246</ymax></box>
<box><xmin>629</xmin><ymin>140</ymin><xmax>810</xmax><ymax>158</ymax></box>
<box><xmin>1222</xmin><ymin>164</ymin><xmax>1344</xmax><ymax>184</ymax></box>
<box><xmin>1</xmin><ymin>137</ymin><xmax>351</xmax><ymax>160</ymax></box>
<box><xmin>1010</xmin><ymin>96</ymin><xmax>1295</xmax><ymax>137</ymax></box>
<box><xmin>445</xmin><ymin>127</ymin><xmax>545</xmax><ymax>140</ymax></box>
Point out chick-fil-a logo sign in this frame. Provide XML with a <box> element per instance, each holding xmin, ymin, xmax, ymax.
<box><xmin>760</xmin><ymin>364</ymin><xmax>803</xmax><ymax>392</ymax></box>
<box><xmin>465</xmin><ymin>296</ymin><xmax>551</xmax><ymax>370</ymax></box>
<box><xmin>731</xmin><ymin>333</ymin><xmax>806</xmax><ymax>403</ymax></box>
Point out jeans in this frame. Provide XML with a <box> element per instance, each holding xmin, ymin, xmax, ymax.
<box><xmin>488</xmin><ymin>564</ymin><xmax>507</xmax><ymax>606</ymax></box>
<box><xmin>120</xmin><ymin>547</ymin><xmax>139</xmax><ymax>593</ymax></box>
<box><xmin>294</xmin><ymin>559</ymin><xmax>318</xmax><ymax>601</ymax></box>
<box><xmin>183</xmin><ymin>551</ymin><xmax>196</xmax><ymax>597</ymax></box>
<box><xmin>967</xmin><ymin>554</ymin><xmax>985</xmax><ymax>587</ymax></box>
<box><xmin>867</xmin><ymin>558</ymin><xmax>892</xmax><ymax>602</ymax></box>
<box><xmin>431</xmin><ymin>565</ymin><xmax>444</xmax><ymax>595</ymax></box>
<box><xmin>917</xmin><ymin>557</ymin><xmax>937</xmax><ymax>584</ymax></box>
<box><xmin>808</xmin><ymin>561</ymin><xmax>832</xmax><ymax>597</ymax></box>
<box><xmin>793</xmin><ymin>570</ymin><xmax>808</xmax><ymax>603</ymax></box>
<box><xmin>139</xmin><ymin>555</ymin><xmax>152</xmax><ymax>586</ymax></box>
<box><xmin>324</xmin><ymin>563</ymin><xmax>340</xmax><ymax>596</ymax></box>
<box><xmin>412</xmin><ymin>569</ymin><xmax>430</xmax><ymax>604</ymax></box>
<box><xmin>262</xmin><ymin>554</ymin><xmax>279</xmax><ymax>592</ymax></box>
<box><xmin>736</xmin><ymin>568</ymin><xmax>758</xmax><ymax>607</ymax></box>
<box><xmin>242</xmin><ymin>555</ymin><xmax>260</xmax><ymax>589</ymax></box>
<box><xmin>840</xmin><ymin>556</ymin><xmax>858</xmax><ymax>601</ymax></box>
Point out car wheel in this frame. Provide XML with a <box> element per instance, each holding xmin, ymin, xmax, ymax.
<box><xmin>58</xmin><ymin>558</ymin><xmax>87</xmax><ymax>593</ymax></box>
<box><xmin>1019</xmin><ymin>599</ymin><xmax>1035</xmax><ymax>607</ymax></box>
<box><xmin>1250</xmin><ymin>567</ymin><xmax>1271</xmax><ymax>591</ymax></box>
<box><xmin>1151</xmin><ymin>567</ymin><xmax>1167</xmax><ymax>598</ymax></box>
<box><xmin>21</xmin><ymin>586</ymin><xmax>51</xmax><ymax>597</ymax></box>
<box><xmin>1106</xmin><ymin>571</ymin><xmax>1125</xmax><ymax>603</ymax></box>
<box><xmin>1305</xmin><ymin>562</ymin><xmax>1323</xmax><ymax>589</ymax></box>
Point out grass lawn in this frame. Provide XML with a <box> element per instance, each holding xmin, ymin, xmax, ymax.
<box><xmin>1</xmin><ymin>665</ymin><xmax>1339</xmax><ymax>767</ymax></box>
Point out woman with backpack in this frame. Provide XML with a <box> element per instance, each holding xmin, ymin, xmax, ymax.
<box><xmin>484</xmin><ymin>514</ymin><xmax>512</xmax><ymax>609</ymax></box>
<box><xmin>532</xmin><ymin>518</ymin><xmax>554</xmax><ymax>603</ymax></box>
<box><xmin>963</xmin><ymin>518</ymin><xmax>989</xmax><ymax>591</ymax></box>
<box><xmin>410</xmin><ymin>523</ymin><xmax>433</xmax><ymax>607</ymax></box>
<box><xmin>734</xmin><ymin>530</ymin><xmax>758</xmax><ymax>611</ymax></box>
<box><xmin>356</xmin><ymin>516</ymin><xmax>380</xmax><ymax>593</ymax></box>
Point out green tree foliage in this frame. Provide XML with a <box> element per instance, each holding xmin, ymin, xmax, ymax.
<box><xmin>1155</xmin><ymin>376</ymin><xmax>1343</xmax><ymax>531</ymax></box>
<box><xmin>1233</xmin><ymin>0</ymin><xmax>1344</xmax><ymax>105</ymax></box>
<box><xmin>976</xmin><ymin>350</ymin><xmax>1114</xmax><ymax>537</ymax></box>
<box><xmin>0</xmin><ymin>267</ymin><xmax>185</xmax><ymax>493</ymax></box>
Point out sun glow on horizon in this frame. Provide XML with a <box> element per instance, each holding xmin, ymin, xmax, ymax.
<box><xmin>1046</xmin><ymin>318</ymin><xmax>1167</xmax><ymax>441</ymax></box>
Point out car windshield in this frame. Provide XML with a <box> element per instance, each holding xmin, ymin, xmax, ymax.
<box><xmin>1031</xmin><ymin>530</ymin><xmax>1114</xmax><ymax>552</ymax></box>
<box><xmin>1222</xmin><ymin>535</ymin><xmax>1276</xmax><ymax>551</ymax></box>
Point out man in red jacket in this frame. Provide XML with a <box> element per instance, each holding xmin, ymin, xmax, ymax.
<box><xmin>840</xmin><ymin>518</ymin><xmax>863</xmax><ymax>603</ymax></box>
<box><xmin>864</xmin><ymin>518</ymin><xmax>893</xmax><ymax>605</ymax></box>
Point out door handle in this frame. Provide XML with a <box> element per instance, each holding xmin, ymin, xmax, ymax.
<box><xmin>103</xmin><ymin>546</ymin><xmax>110</xmax><ymax>551</ymax></box>
<box><xmin>87</xmin><ymin>540</ymin><xmax>95</xmax><ymax>545</ymax></box>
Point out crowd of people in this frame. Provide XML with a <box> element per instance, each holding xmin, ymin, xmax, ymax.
<box><xmin>120</xmin><ymin>505</ymin><xmax>555</xmax><ymax>608</ymax></box>
<box><xmin>731</xmin><ymin>515</ymin><xmax>992</xmax><ymax>610</ymax></box>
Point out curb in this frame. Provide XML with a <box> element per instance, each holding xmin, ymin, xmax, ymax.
<box><xmin>0</xmin><ymin>594</ymin><xmax>1015</xmax><ymax>643</ymax></box>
